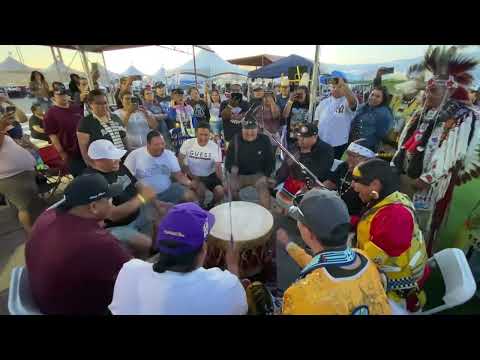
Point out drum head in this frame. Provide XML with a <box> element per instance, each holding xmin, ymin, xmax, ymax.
<box><xmin>209</xmin><ymin>201</ymin><xmax>274</xmax><ymax>246</ymax></box>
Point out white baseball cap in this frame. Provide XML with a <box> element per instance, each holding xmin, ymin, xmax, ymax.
<box><xmin>88</xmin><ymin>139</ymin><xmax>127</xmax><ymax>160</ymax></box>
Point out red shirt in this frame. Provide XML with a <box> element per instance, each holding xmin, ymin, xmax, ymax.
<box><xmin>43</xmin><ymin>104</ymin><xmax>84</xmax><ymax>158</ymax></box>
<box><xmin>26</xmin><ymin>209</ymin><xmax>132</xmax><ymax>315</ymax></box>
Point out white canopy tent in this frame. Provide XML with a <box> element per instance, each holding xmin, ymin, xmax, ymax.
<box><xmin>121</xmin><ymin>65</ymin><xmax>145</xmax><ymax>77</ymax></box>
<box><xmin>168</xmin><ymin>49</ymin><xmax>248</xmax><ymax>79</ymax></box>
<box><xmin>0</xmin><ymin>56</ymin><xmax>33</xmax><ymax>72</ymax></box>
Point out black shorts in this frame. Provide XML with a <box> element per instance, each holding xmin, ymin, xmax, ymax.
<box><xmin>197</xmin><ymin>173</ymin><xmax>223</xmax><ymax>192</ymax></box>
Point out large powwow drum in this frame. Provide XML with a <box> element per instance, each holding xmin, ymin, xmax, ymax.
<box><xmin>206</xmin><ymin>201</ymin><xmax>274</xmax><ymax>278</ymax></box>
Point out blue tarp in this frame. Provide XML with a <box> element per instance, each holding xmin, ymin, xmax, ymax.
<box><xmin>248</xmin><ymin>54</ymin><xmax>313</xmax><ymax>79</ymax></box>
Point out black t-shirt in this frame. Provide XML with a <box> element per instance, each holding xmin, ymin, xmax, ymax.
<box><xmin>276</xmin><ymin>138</ymin><xmax>334</xmax><ymax>184</ymax></box>
<box><xmin>84</xmin><ymin>165</ymin><xmax>139</xmax><ymax>227</ymax></box>
<box><xmin>187</xmin><ymin>99</ymin><xmax>210</xmax><ymax>123</ymax></box>
<box><xmin>286</xmin><ymin>102</ymin><xmax>310</xmax><ymax>146</ymax></box>
<box><xmin>327</xmin><ymin>161</ymin><xmax>364</xmax><ymax>216</ymax></box>
<box><xmin>29</xmin><ymin>115</ymin><xmax>50</xmax><ymax>142</ymax></box>
<box><xmin>219</xmin><ymin>99</ymin><xmax>250</xmax><ymax>142</ymax></box>
<box><xmin>225</xmin><ymin>133</ymin><xmax>275</xmax><ymax>176</ymax></box>
<box><xmin>77</xmin><ymin>114</ymin><xmax>126</xmax><ymax>150</ymax></box>
<box><xmin>297</xmin><ymin>139</ymin><xmax>334</xmax><ymax>182</ymax></box>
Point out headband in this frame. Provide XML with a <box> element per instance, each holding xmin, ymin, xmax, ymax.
<box><xmin>346</xmin><ymin>142</ymin><xmax>376</xmax><ymax>159</ymax></box>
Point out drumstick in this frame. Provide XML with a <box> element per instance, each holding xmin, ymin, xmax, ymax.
<box><xmin>262</xmin><ymin>125</ymin><xmax>327</xmax><ymax>190</ymax></box>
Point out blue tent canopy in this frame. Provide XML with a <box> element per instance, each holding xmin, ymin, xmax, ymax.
<box><xmin>248</xmin><ymin>54</ymin><xmax>313</xmax><ymax>79</ymax></box>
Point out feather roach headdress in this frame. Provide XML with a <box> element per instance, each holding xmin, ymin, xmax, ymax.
<box><xmin>410</xmin><ymin>46</ymin><xmax>478</xmax><ymax>101</ymax></box>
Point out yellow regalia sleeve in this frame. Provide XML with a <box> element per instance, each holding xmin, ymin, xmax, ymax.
<box><xmin>286</xmin><ymin>242</ymin><xmax>312</xmax><ymax>268</ymax></box>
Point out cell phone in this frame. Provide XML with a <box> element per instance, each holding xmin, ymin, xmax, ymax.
<box><xmin>329</xmin><ymin>77</ymin><xmax>339</xmax><ymax>85</ymax></box>
<box><xmin>131</xmin><ymin>97</ymin><xmax>140</xmax><ymax>105</ymax></box>
<box><xmin>381</xmin><ymin>67</ymin><xmax>394</xmax><ymax>74</ymax></box>
<box><xmin>231</xmin><ymin>93</ymin><xmax>242</xmax><ymax>102</ymax></box>
<box><xmin>6</xmin><ymin>106</ymin><xmax>16</xmax><ymax>113</ymax></box>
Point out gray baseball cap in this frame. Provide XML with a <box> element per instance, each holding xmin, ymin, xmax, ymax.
<box><xmin>289</xmin><ymin>188</ymin><xmax>351</xmax><ymax>246</ymax></box>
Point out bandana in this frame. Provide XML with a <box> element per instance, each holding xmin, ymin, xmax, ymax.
<box><xmin>346</xmin><ymin>142</ymin><xmax>376</xmax><ymax>159</ymax></box>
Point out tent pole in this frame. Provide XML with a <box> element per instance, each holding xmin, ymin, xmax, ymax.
<box><xmin>79</xmin><ymin>49</ymin><xmax>94</xmax><ymax>91</ymax></box>
<box><xmin>308</xmin><ymin>45</ymin><xmax>320</xmax><ymax>123</ymax></box>
<box><xmin>192</xmin><ymin>45</ymin><xmax>198</xmax><ymax>89</ymax></box>
<box><xmin>56</xmin><ymin>47</ymin><xmax>67</xmax><ymax>82</ymax></box>
<box><xmin>50</xmin><ymin>46</ymin><xmax>63</xmax><ymax>83</ymax></box>
<box><xmin>101</xmin><ymin>51</ymin><xmax>114</xmax><ymax>104</ymax></box>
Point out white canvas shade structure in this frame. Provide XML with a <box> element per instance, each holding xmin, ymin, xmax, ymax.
<box><xmin>120</xmin><ymin>65</ymin><xmax>145</xmax><ymax>77</ymax></box>
<box><xmin>48</xmin><ymin>45</ymin><xmax>222</xmax><ymax>100</ymax></box>
<box><xmin>0</xmin><ymin>56</ymin><xmax>33</xmax><ymax>72</ymax></box>
<box><xmin>168</xmin><ymin>49</ymin><xmax>248</xmax><ymax>80</ymax></box>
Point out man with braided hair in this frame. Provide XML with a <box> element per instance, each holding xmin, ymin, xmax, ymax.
<box><xmin>392</xmin><ymin>46</ymin><xmax>480</xmax><ymax>254</ymax></box>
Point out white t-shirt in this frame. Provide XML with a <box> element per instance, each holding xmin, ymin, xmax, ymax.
<box><xmin>109</xmin><ymin>259</ymin><xmax>248</xmax><ymax>315</ymax></box>
<box><xmin>124</xmin><ymin>147</ymin><xmax>180</xmax><ymax>194</ymax></box>
<box><xmin>0</xmin><ymin>135</ymin><xmax>36</xmax><ymax>179</ymax></box>
<box><xmin>179</xmin><ymin>138</ymin><xmax>221</xmax><ymax>177</ymax></box>
<box><xmin>315</xmin><ymin>96</ymin><xmax>357</xmax><ymax>147</ymax></box>
<box><xmin>113</xmin><ymin>109</ymin><xmax>151</xmax><ymax>150</ymax></box>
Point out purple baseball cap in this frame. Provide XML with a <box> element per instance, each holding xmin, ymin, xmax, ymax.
<box><xmin>155</xmin><ymin>203</ymin><xmax>215</xmax><ymax>256</ymax></box>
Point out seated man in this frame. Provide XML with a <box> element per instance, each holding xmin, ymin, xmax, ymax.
<box><xmin>0</xmin><ymin>112</ymin><xmax>45</xmax><ymax>236</ymax></box>
<box><xmin>224</xmin><ymin>115</ymin><xmax>275</xmax><ymax>209</ymax></box>
<box><xmin>276</xmin><ymin>188</ymin><xmax>392</xmax><ymax>315</ymax></box>
<box><xmin>28</xmin><ymin>103</ymin><xmax>50</xmax><ymax>142</ymax></box>
<box><xmin>124</xmin><ymin>130</ymin><xmax>198</xmax><ymax>204</ymax></box>
<box><xmin>324</xmin><ymin>138</ymin><xmax>375</xmax><ymax>219</ymax></box>
<box><xmin>109</xmin><ymin>202</ymin><xmax>248</xmax><ymax>315</ymax></box>
<box><xmin>179</xmin><ymin>121</ymin><xmax>224</xmax><ymax>209</ymax></box>
<box><xmin>85</xmin><ymin>139</ymin><xmax>162</xmax><ymax>258</ymax></box>
<box><xmin>26</xmin><ymin>173</ymin><xmax>132</xmax><ymax>315</ymax></box>
<box><xmin>275</xmin><ymin>123</ymin><xmax>334</xmax><ymax>209</ymax></box>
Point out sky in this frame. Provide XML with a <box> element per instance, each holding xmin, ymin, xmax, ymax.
<box><xmin>0</xmin><ymin>45</ymin><xmax>434</xmax><ymax>75</ymax></box>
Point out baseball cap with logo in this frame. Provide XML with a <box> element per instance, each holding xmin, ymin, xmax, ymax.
<box><xmin>155</xmin><ymin>203</ymin><xmax>215</xmax><ymax>255</ymax></box>
<box><xmin>57</xmin><ymin>173</ymin><xmax>122</xmax><ymax>211</ymax></box>
<box><xmin>88</xmin><ymin>139</ymin><xmax>127</xmax><ymax>160</ymax></box>
<box><xmin>296</xmin><ymin>123</ymin><xmax>318</xmax><ymax>137</ymax></box>
<box><xmin>288</xmin><ymin>188</ymin><xmax>350</xmax><ymax>246</ymax></box>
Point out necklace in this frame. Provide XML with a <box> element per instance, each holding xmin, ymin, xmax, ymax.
<box><xmin>339</xmin><ymin>170</ymin><xmax>352</xmax><ymax>197</ymax></box>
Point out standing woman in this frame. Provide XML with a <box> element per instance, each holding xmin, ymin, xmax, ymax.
<box><xmin>29</xmin><ymin>71</ymin><xmax>51</xmax><ymax>112</ymax></box>
<box><xmin>282</xmin><ymin>85</ymin><xmax>311</xmax><ymax>151</ymax></box>
<box><xmin>349</xmin><ymin>86</ymin><xmax>394</xmax><ymax>152</ymax></box>
<box><xmin>351</xmin><ymin>158</ymin><xmax>430</xmax><ymax>313</ymax></box>
<box><xmin>207</xmin><ymin>88</ymin><xmax>223</xmax><ymax>136</ymax></box>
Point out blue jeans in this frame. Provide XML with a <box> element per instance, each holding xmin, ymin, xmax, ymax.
<box><xmin>157</xmin><ymin>183</ymin><xmax>186</xmax><ymax>203</ymax></box>
<box><xmin>108</xmin><ymin>204</ymin><xmax>153</xmax><ymax>244</ymax></box>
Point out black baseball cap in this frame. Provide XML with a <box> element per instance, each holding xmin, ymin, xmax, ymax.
<box><xmin>154</xmin><ymin>82</ymin><xmax>165</xmax><ymax>89</ymax></box>
<box><xmin>296</xmin><ymin>123</ymin><xmax>318</xmax><ymax>137</ymax></box>
<box><xmin>289</xmin><ymin>188</ymin><xmax>350</xmax><ymax>246</ymax></box>
<box><xmin>242</xmin><ymin>115</ymin><xmax>258</xmax><ymax>129</ymax></box>
<box><xmin>57</xmin><ymin>173</ymin><xmax>122</xmax><ymax>211</ymax></box>
<box><xmin>53</xmin><ymin>83</ymin><xmax>67</xmax><ymax>96</ymax></box>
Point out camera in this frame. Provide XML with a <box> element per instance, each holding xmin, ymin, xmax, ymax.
<box><xmin>231</xmin><ymin>93</ymin><xmax>243</xmax><ymax>102</ymax></box>
<box><xmin>6</xmin><ymin>105</ymin><xmax>16</xmax><ymax>113</ymax></box>
<box><xmin>130</xmin><ymin>97</ymin><xmax>140</xmax><ymax>105</ymax></box>
<box><xmin>329</xmin><ymin>77</ymin><xmax>339</xmax><ymax>85</ymax></box>
<box><xmin>380</xmin><ymin>67</ymin><xmax>394</xmax><ymax>75</ymax></box>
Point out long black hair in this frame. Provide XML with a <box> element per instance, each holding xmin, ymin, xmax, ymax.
<box><xmin>152</xmin><ymin>243</ymin><xmax>203</xmax><ymax>274</ymax></box>
<box><xmin>295</xmin><ymin>85</ymin><xmax>310</xmax><ymax>107</ymax></box>
<box><xmin>370</xmin><ymin>86</ymin><xmax>390</xmax><ymax>107</ymax></box>
<box><xmin>30</xmin><ymin>70</ymin><xmax>45</xmax><ymax>82</ymax></box>
<box><xmin>356</xmin><ymin>159</ymin><xmax>400</xmax><ymax>200</ymax></box>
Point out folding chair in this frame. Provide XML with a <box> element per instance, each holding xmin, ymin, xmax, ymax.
<box><xmin>37</xmin><ymin>145</ymin><xmax>72</xmax><ymax>200</ymax></box>
<box><xmin>416</xmin><ymin>248</ymin><xmax>477</xmax><ymax>315</ymax></box>
<box><xmin>8</xmin><ymin>266</ymin><xmax>43</xmax><ymax>315</ymax></box>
